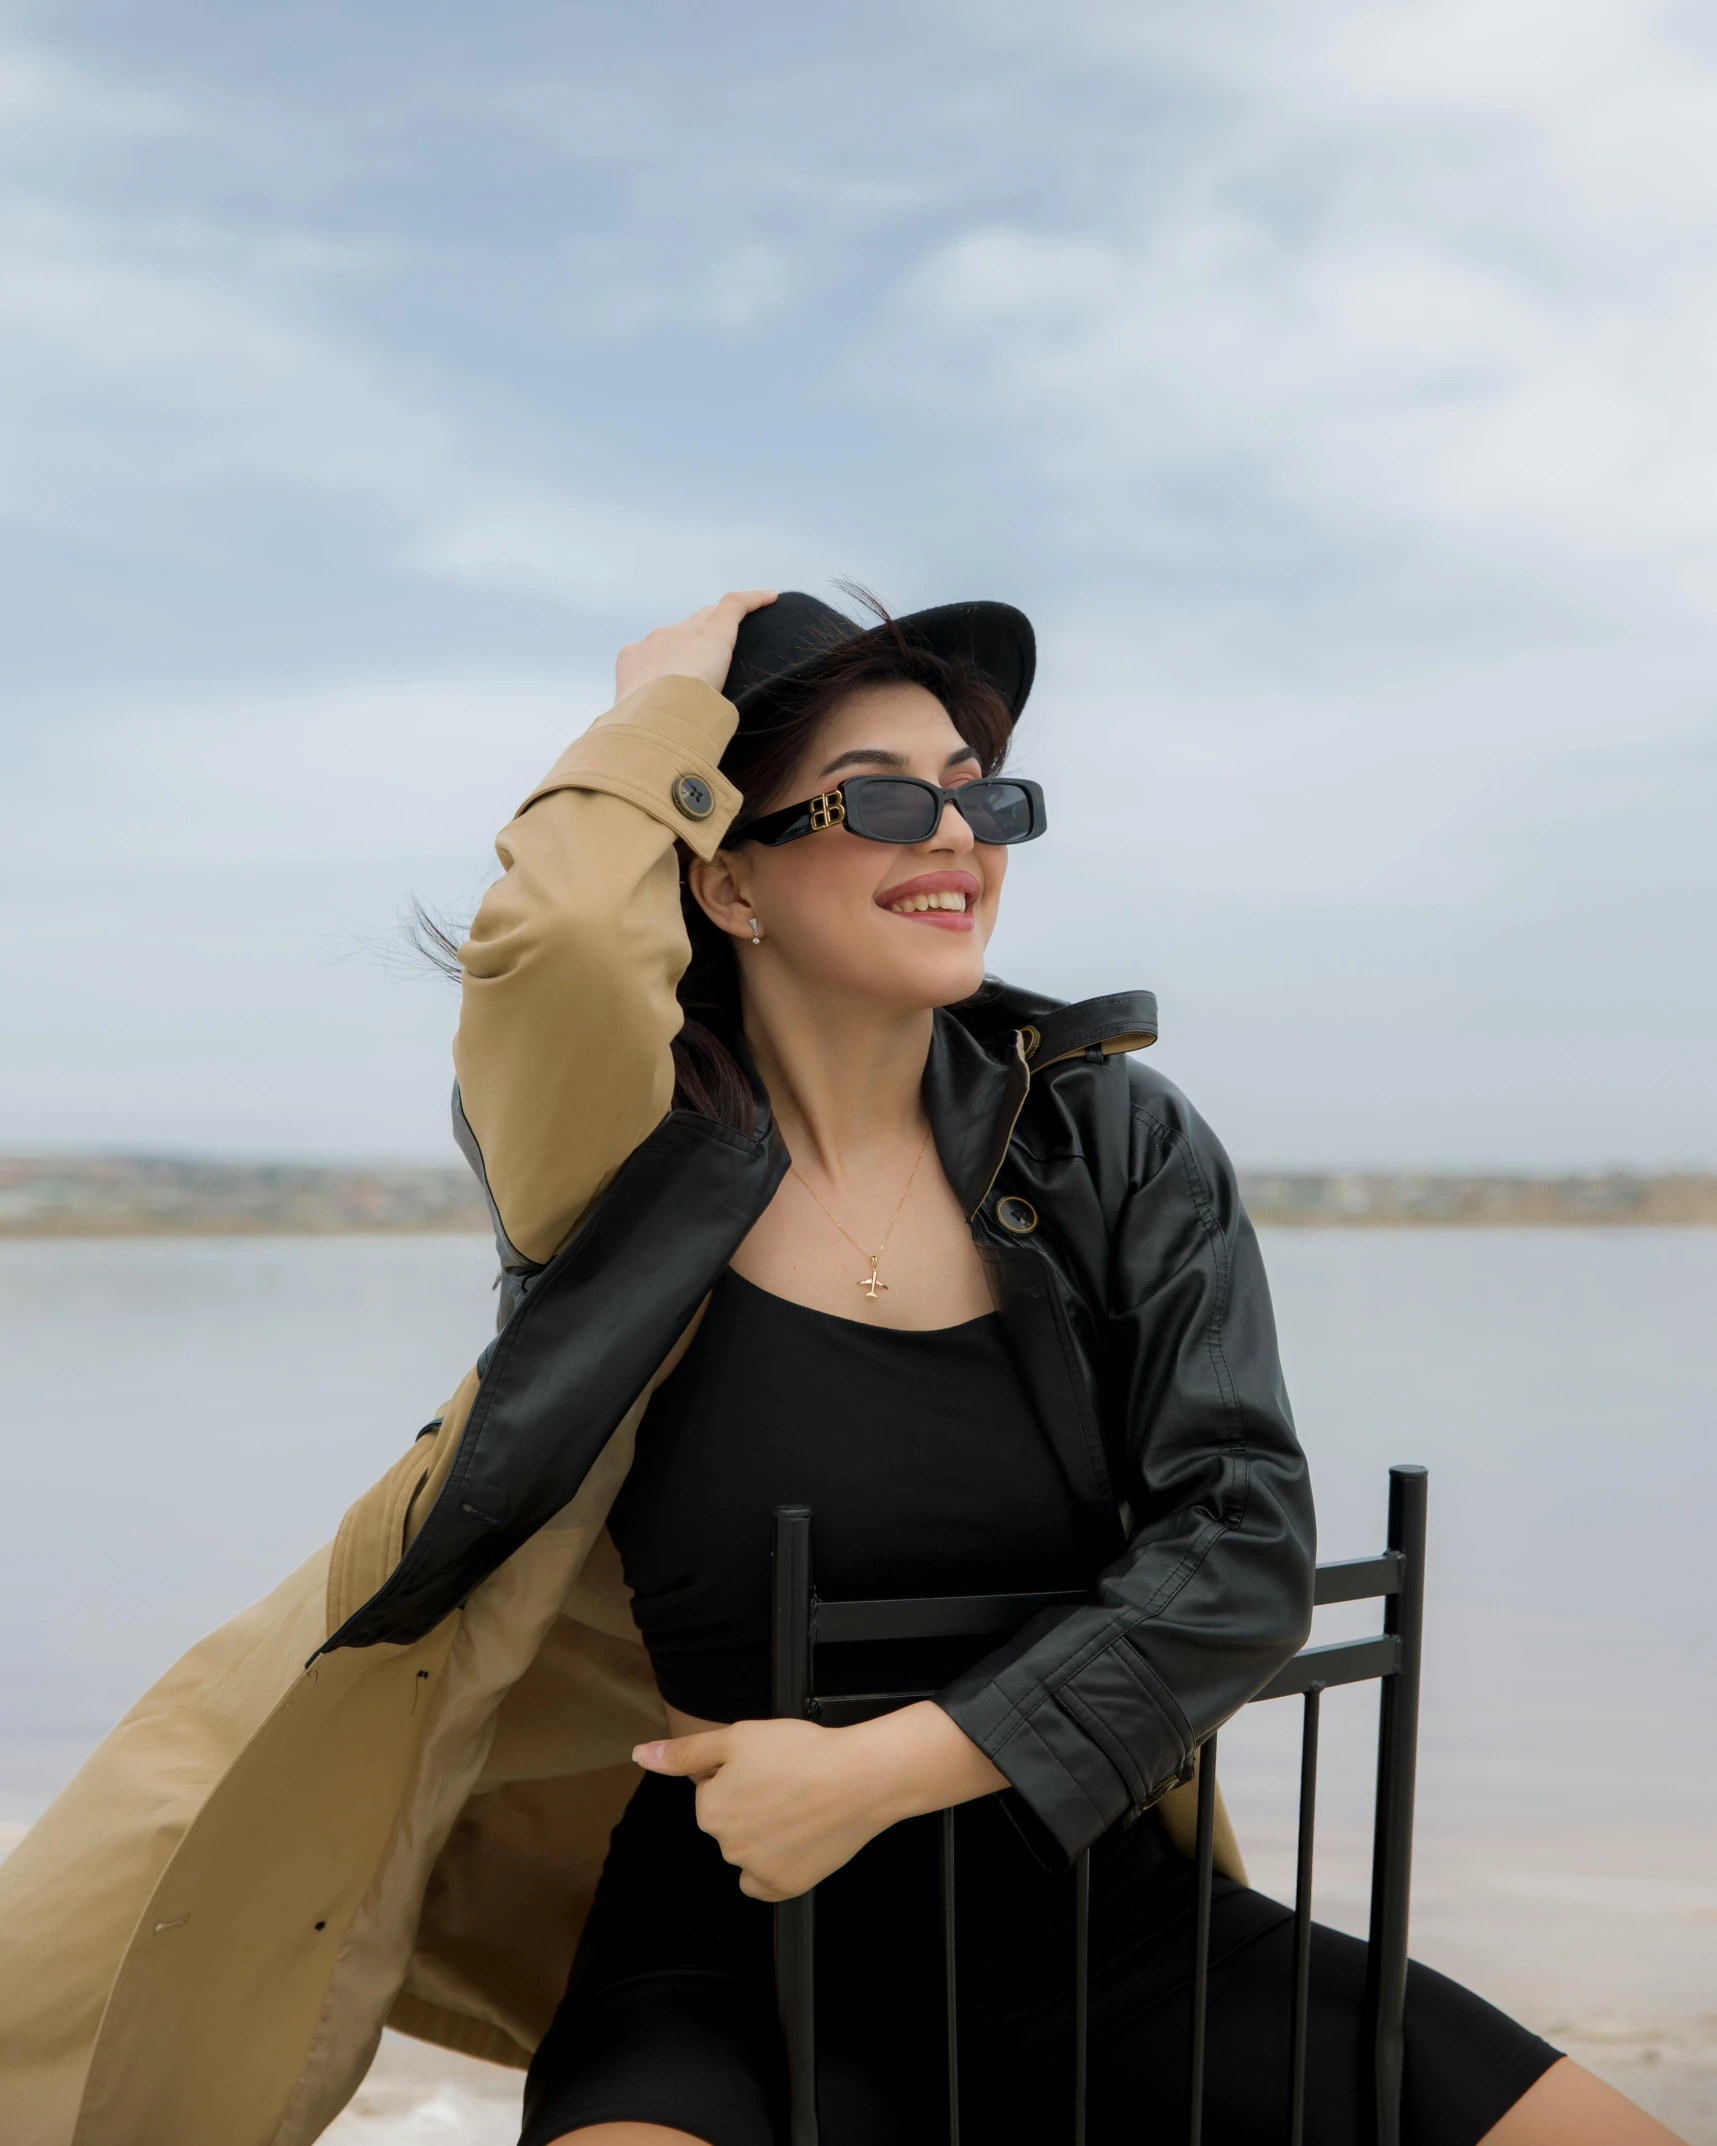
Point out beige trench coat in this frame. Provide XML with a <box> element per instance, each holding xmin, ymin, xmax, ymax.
<box><xmin>0</xmin><ymin>676</ymin><xmax>1243</xmax><ymax>2146</ymax></box>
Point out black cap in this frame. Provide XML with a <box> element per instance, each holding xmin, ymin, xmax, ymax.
<box><xmin>723</xmin><ymin>591</ymin><xmax>1036</xmax><ymax>727</ymax></box>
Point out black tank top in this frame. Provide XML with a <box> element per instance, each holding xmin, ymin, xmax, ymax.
<box><xmin>607</xmin><ymin>1268</ymin><xmax>1093</xmax><ymax>1722</ymax></box>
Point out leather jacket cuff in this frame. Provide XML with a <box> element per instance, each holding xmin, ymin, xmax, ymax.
<box><xmin>939</xmin><ymin>1674</ymin><xmax>1125</xmax><ymax>1860</ymax></box>
<box><xmin>938</xmin><ymin>1639</ymin><xmax>1191</xmax><ymax>1862</ymax></box>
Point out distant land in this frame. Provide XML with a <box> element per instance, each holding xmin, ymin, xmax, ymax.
<box><xmin>1237</xmin><ymin>1170</ymin><xmax>1717</xmax><ymax>1226</ymax></box>
<box><xmin>2</xmin><ymin>1155</ymin><xmax>1714</xmax><ymax>1234</ymax></box>
<box><xmin>0</xmin><ymin>1156</ymin><xmax>490</xmax><ymax>1235</ymax></box>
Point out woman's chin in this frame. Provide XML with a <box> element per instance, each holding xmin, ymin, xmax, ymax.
<box><xmin>773</xmin><ymin>919</ymin><xmax>991</xmax><ymax>1012</ymax></box>
<box><xmin>886</xmin><ymin>942</ymin><xmax>991</xmax><ymax>1011</ymax></box>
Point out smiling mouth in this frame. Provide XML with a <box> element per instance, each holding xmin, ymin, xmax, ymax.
<box><xmin>888</xmin><ymin>889</ymin><xmax>969</xmax><ymax>915</ymax></box>
<box><xmin>875</xmin><ymin>871</ymin><xmax>980</xmax><ymax>931</ymax></box>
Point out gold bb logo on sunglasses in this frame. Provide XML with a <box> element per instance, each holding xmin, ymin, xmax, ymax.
<box><xmin>733</xmin><ymin>775</ymin><xmax>1047</xmax><ymax>849</ymax></box>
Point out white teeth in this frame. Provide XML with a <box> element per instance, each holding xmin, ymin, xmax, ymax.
<box><xmin>888</xmin><ymin>889</ymin><xmax>969</xmax><ymax>913</ymax></box>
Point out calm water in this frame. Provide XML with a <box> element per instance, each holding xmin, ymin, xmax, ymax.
<box><xmin>3</xmin><ymin>1230</ymin><xmax>1715</xmax><ymax>2097</ymax></box>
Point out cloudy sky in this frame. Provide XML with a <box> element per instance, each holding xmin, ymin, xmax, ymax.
<box><xmin>3</xmin><ymin>0</ymin><xmax>1713</xmax><ymax>1168</ymax></box>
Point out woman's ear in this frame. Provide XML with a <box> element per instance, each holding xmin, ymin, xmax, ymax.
<box><xmin>686</xmin><ymin>850</ymin><xmax>757</xmax><ymax>944</ymax></box>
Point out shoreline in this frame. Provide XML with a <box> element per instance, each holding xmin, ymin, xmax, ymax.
<box><xmin>4</xmin><ymin>1157</ymin><xmax>1715</xmax><ymax>1235</ymax></box>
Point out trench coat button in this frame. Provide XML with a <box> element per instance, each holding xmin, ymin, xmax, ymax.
<box><xmin>995</xmin><ymin>1195</ymin><xmax>1038</xmax><ymax>1235</ymax></box>
<box><xmin>672</xmin><ymin>772</ymin><xmax>715</xmax><ymax>821</ymax></box>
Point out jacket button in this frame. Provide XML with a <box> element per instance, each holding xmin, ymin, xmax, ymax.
<box><xmin>995</xmin><ymin>1195</ymin><xmax>1038</xmax><ymax>1235</ymax></box>
<box><xmin>672</xmin><ymin>773</ymin><xmax>714</xmax><ymax>821</ymax></box>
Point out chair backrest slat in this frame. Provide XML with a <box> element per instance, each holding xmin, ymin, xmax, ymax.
<box><xmin>1255</xmin><ymin>1631</ymin><xmax>1400</xmax><ymax>1703</ymax></box>
<box><xmin>939</xmin><ymin>1809</ymin><xmax>960</xmax><ymax>2145</ymax></box>
<box><xmin>1287</xmin><ymin>1688</ymin><xmax>1323</xmax><ymax>2146</ymax></box>
<box><xmin>1363</xmin><ymin>1466</ymin><xmax>1428</xmax><ymax>2146</ymax></box>
<box><xmin>770</xmin><ymin>1508</ymin><xmax>820</xmax><ymax>2146</ymax></box>
<box><xmin>1186</xmin><ymin>1731</ymin><xmax>1220</xmax><ymax>2146</ymax></box>
<box><xmin>814</xmin><ymin>1587</ymin><xmax>1087</xmax><ymax>1645</ymax></box>
<box><xmin>1073</xmin><ymin>1850</ymin><xmax>1091</xmax><ymax>2146</ymax></box>
<box><xmin>1313</xmin><ymin>1551</ymin><xmax>1403</xmax><ymax>1605</ymax></box>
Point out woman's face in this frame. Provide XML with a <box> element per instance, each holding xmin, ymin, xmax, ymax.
<box><xmin>701</xmin><ymin>682</ymin><xmax>1010</xmax><ymax>1015</ymax></box>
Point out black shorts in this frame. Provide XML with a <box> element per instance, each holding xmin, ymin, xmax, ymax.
<box><xmin>521</xmin><ymin>1774</ymin><xmax>1558</xmax><ymax>2146</ymax></box>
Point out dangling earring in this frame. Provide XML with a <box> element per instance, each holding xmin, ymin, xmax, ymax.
<box><xmin>748</xmin><ymin>917</ymin><xmax>763</xmax><ymax>947</ymax></box>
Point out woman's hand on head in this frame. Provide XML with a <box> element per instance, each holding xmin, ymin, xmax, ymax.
<box><xmin>633</xmin><ymin>1702</ymin><xmax>1007</xmax><ymax>1901</ymax></box>
<box><xmin>615</xmin><ymin>590</ymin><xmax>777</xmax><ymax>701</ymax></box>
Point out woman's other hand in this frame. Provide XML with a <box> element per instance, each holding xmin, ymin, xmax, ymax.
<box><xmin>614</xmin><ymin>589</ymin><xmax>777</xmax><ymax>701</ymax></box>
<box><xmin>632</xmin><ymin>1701</ymin><xmax>1007</xmax><ymax>1901</ymax></box>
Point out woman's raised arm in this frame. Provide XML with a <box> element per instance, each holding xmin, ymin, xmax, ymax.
<box><xmin>453</xmin><ymin>590</ymin><xmax>774</xmax><ymax>1266</ymax></box>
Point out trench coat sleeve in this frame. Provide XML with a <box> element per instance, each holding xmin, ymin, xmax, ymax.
<box><xmin>453</xmin><ymin>675</ymin><xmax>743</xmax><ymax>1266</ymax></box>
<box><xmin>937</xmin><ymin>1082</ymin><xmax>1316</xmax><ymax>1861</ymax></box>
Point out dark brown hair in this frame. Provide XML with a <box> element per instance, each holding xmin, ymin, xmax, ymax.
<box><xmin>411</xmin><ymin>595</ymin><xmax>1013</xmax><ymax>1133</ymax></box>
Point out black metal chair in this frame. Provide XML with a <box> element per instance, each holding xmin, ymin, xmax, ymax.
<box><xmin>770</xmin><ymin>1464</ymin><xmax>1427</xmax><ymax>2146</ymax></box>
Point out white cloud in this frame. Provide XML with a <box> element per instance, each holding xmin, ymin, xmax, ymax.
<box><xmin>0</xmin><ymin>29</ymin><xmax>819</xmax><ymax>612</ymax></box>
<box><xmin>409</xmin><ymin>493</ymin><xmax>824</xmax><ymax>614</ymax></box>
<box><xmin>1011</xmin><ymin>628</ymin><xmax>1712</xmax><ymax>917</ymax></box>
<box><xmin>895</xmin><ymin>0</ymin><xmax>1717</xmax><ymax>620</ymax></box>
<box><xmin>7</xmin><ymin>670</ymin><xmax>607</xmax><ymax>877</ymax></box>
<box><xmin>852</xmin><ymin>0</ymin><xmax>1717</xmax><ymax>1046</ymax></box>
<box><xmin>0</xmin><ymin>34</ymin><xmax>182</xmax><ymax>153</ymax></box>
<box><xmin>0</xmin><ymin>199</ymin><xmax>450</xmax><ymax>520</ymax></box>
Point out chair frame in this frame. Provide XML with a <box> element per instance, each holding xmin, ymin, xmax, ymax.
<box><xmin>771</xmin><ymin>1464</ymin><xmax>1428</xmax><ymax>2146</ymax></box>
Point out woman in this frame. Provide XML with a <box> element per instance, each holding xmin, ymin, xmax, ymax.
<box><xmin>480</xmin><ymin>589</ymin><xmax>1670</xmax><ymax>2146</ymax></box>
<box><xmin>0</xmin><ymin>589</ymin><xmax>1676</xmax><ymax>2146</ymax></box>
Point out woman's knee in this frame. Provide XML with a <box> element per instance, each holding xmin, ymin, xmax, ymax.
<box><xmin>1477</xmin><ymin>2056</ymin><xmax>1686</xmax><ymax>2144</ymax></box>
<box><xmin>540</xmin><ymin>2125</ymin><xmax>714</xmax><ymax>2146</ymax></box>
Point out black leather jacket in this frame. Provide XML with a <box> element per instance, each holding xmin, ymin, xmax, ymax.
<box><xmin>326</xmin><ymin>978</ymin><xmax>1315</xmax><ymax>1861</ymax></box>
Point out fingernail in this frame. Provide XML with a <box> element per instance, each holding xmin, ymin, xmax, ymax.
<box><xmin>633</xmin><ymin>1742</ymin><xmax>664</xmax><ymax>1765</ymax></box>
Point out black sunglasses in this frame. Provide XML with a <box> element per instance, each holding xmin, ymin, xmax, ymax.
<box><xmin>730</xmin><ymin>774</ymin><xmax>1047</xmax><ymax>849</ymax></box>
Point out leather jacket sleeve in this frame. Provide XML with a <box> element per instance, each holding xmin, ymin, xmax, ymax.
<box><xmin>453</xmin><ymin>675</ymin><xmax>742</xmax><ymax>1266</ymax></box>
<box><xmin>938</xmin><ymin>1077</ymin><xmax>1316</xmax><ymax>1860</ymax></box>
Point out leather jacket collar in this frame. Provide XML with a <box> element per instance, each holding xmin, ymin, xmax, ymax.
<box><xmin>926</xmin><ymin>983</ymin><xmax>1159</xmax><ymax>1216</ymax></box>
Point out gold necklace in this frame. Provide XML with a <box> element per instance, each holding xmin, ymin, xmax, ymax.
<box><xmin>791</xmin><ymin>1126</ymin><xmax>932</xmax><ymax>1301</ymax></box>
